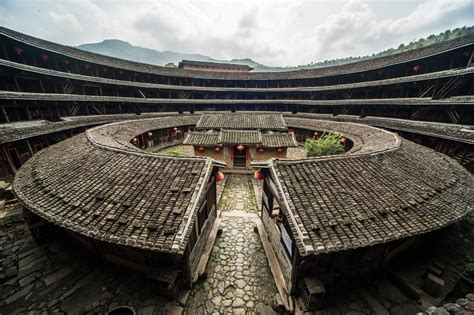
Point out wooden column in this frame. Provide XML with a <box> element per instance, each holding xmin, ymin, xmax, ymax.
<box><xmin>1</xmin><ymin>106</ymin><xmax>9</xmax><ymax>123</ymax></box>
<box><xmin>1</xmin><ymin>145</ymin><xmax>17</xmax><ymax>174</ymax></box>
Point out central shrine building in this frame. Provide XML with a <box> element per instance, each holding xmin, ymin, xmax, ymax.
<box><xmin>183</xmin><ymin>113</ymin><xmax>298</xmax><ymax>168</ymax></box>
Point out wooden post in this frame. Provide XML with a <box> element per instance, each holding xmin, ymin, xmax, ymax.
<box><xmin>1</xmin><ymin>145</ymin><xmax>17</xmax><ymax>174</ymax></box>
<box><xmin>1</xmin><ymin>106</ymin><xmax>9</xmax><ymax>123</ymax></box>
<box><xmin>25</xmin><ymin>139</ymin><xmax>34</xmax><ymax>156</ymax></box>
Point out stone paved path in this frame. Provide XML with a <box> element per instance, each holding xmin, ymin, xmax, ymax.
<box><xmin>185</xmin><ymin>175</ymin><xmax>278</xmax><ymax>314</ymax></box>
<box><xmin>218</xmin><ymin>175</ymin><xmax>257</xmax><ymax>213</ymax></box>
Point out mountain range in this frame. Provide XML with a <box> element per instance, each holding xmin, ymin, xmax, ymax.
<box><xmin>76</xmin><ymin>26</ymin><xmax>473</xmax><ymax>72</ymax></box>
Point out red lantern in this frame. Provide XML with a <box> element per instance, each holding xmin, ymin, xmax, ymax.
<box><xmin>340</xmin><ymin>138</ymin><xmax>347</xmax><ymax>145</ymax></box>
<box><xmin>63</xmin><ymin>59</ymin><xmax>70</xmax><ymax>65</ymax></box>
<box><xmin>214</xmin><ymin>146</ymin><xmax>222</xmax><ymax>152</ymax></box>
<box><xmin>236</xmin><ymin>144</ymin><xmax>245</xmax><ymax>151</ymax></box>
<box><xmin>146</xmin><ymin>131</ymin><xmax>153</xmax><ymax>137</ymax></box>
<box><xmin>277</xmin><ymin>148</ymin><xmax>284</xmax><ymax>153</ymax></box>
<box><xmin>314</xmin><ymin>131</ymin><xmax>321</xmax><ymax>138</ymax></box>
<box><xmin>172</xmin><ymin>127</ymin><xmax>178</xmax><ymax>132</ymax></box>
<box><xmin>14</xmin><ymin>47</ymin><xmax>23</xmax><ymax>55</ymax></box>
<box><xmin>216</xmin><ymin>171</ymin><xmax>224</xmax><ymax>183</ymax></box>
<box><xmin>288</xmin><ymin>128</ymin><xmax>293</xmax><ymax>133</ymax></box>
<box><xmin>257</xmin><ymin>147</ymin><xmax>265</xmax><ymax>153</ymax></box>
<box><xmin>412</xmin><ymin>64</ymin><xmax>421</xmax><ymax>72</ymax></box>
<box><xmin>254</xmin><ymin>170</ymin><xmax>265</xmax><ymax>180</ymax></box>
<box><xmin>198</xmin><ymin>146</ymin><xmax>205</xmax><ymax>151</ymax></box>
<box><xmin>39</xmin><ymin>53</ymin><xmax>48</xmax><ymax>62</ymax></box>
<box><xmin>131</xmin><ymin>137</ymin><xmax>138</xmax><ymax>143</ymax></box>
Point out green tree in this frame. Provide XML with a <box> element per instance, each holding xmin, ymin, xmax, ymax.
<box><xmin>305</xmin><ymin>132</ymin><xmax>345</xmax><ymax>157</ymax></box>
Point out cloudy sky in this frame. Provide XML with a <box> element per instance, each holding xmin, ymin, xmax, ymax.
<box><xmin>0</xmin><ymin>0</ymin><xmax>472</xmax><ymax>66</ymax></box>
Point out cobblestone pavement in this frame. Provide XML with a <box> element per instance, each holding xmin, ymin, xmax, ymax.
<box><xmin>218</xmin><ymin>175</ymin><xmax>257</xmax><ymax>213</ymax></box>
<box><xmin>184</xmin><ymin>216</ymin><xmax>278</xmax><ymax>314</ymax></box>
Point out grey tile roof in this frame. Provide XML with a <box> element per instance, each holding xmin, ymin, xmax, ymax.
<box><xmin>1</xmin><ymin>26</ymin><xmax>472</xmax><ymax>80</ymax></box>
<box><xmin>219</xmin><ymin>129</ymin><xmax>261</xmax><ymax>144</ymax></box>
<box><xmin>0</xmin><ymin>113</ymin><xmax>186</xmax><ymax>144</ymax></box>
<box><xmin>287</xmin><ymin>113</ymin><xmax>474</xmax><ymax>145</ymax></box>
<box><xmin>13</xmin><ymin>115</ymin><xmax>217</xmax><ymax>254</ymax></box>
<box><xmin>262</xmin><ymin>133</ymin><xmax>298</xmax><ymax>147</ymax></box>
<box><xmin>178</xmin><ymin>60</ymin><xmax>253</xmax><ymax>71</ymax></box>
<box><xmin>1</xmin><ymin>91</ymin><xmax>472</xmax><ymax>107</ymax></box>
<box><xmin>196</xmin><ymin>113</ymin><xmax>287</xmax><ymax>130</ymax></box>
<box><xmin>264</xmin><ymin>118</ymin><xmax>473</xmax><ymax>257</ymax></box>
<box><xmin>11</xmin><ymin>113</ymin><xmax>473</xmax><ymax>259</ymax></box>
<box><xmin>183</xmin><ymin>131</ymin><xmax>220</xmax><ymax>146</ymax></box>
<box><xmin>1</xmin><ymin>58</ymin><xmax>472</xmax><ymax>93</ymax></box>
<box><xmin>184</xmin><ymin>129</ymin><xmax>298</xmax><ymax>147</ymax></box>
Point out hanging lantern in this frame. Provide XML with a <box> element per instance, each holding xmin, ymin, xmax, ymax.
<box><xmin>173</xmin><ymin>127</ymin><xmax>178</xmax><ymax>132</ymax></box>
<box><xmin>214</xmin><ymin>146</ymin><xmax>222</xmax><ymax>152</ymax></box>
<box><xmin>412</xmin><ymin>64</ymin><xmax>421</xmax><ymax>72</ymax></box>
<box><xmin>146</xmin><ymin>131</ymin><xmax>153</xmax><ymax>137</ymax></box>
<box><xmin>314</xmin><ymin>131</ymin><xmax>321</xmax><ymax>138</ymax></box>
<box><xmin>254</xmin><ymin>170</ymin><xmax>265</xmax><ymax>180</ymax></box>
<box><xmin>198</xmin><ymin>146</ymin><xmax>205</xmax><ymax>151</ymax></box>
<box><xmin>340</xmin><ymin>138</ymin><xmax>347</xmax><ymax>145</ymax></box>
<box><xmin>216</xmin><ymin>171</ymin><xmax>224</xmax><ymax>183</ymax></box>
<box><xmin>288</xmin><ymin>128</ymin><xmax>293</xmax><ymax>133</ymax></box>
<box><xmin>39</xmin><ymin>53</ymin><xmax>48</xmax><ymax>62</ymax></box>
<box><xmin>257</xmin><ymin>147</ymin><xmax>265</xmax><ymax>153</ymax></box>
<box><xmin>236</xmin><ymin>144</ymin><xmax>245</xmax><ymax>151</ymax></box>
<box><xmin>14</xmin><ymin>47</ymin><xmax>23</xmax><ymax>55</ymax></box>
<box><xmin>277</xmin><ymin>147</ymin><xmax>284</xmax><ymax>153</ymax></box>
<box><xmin>63</xmin><ymin>59</ymin><xmax>70</xmax><ymax>65</ymax></box>
<box><xmin>131</xmin><ymin>137</ymin><xmax>138</xmax><ymax>143</ymax></box>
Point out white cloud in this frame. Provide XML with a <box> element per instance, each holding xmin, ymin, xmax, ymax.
<box><xmin>48</xmin><ymin>11</ymin><xmax>83</xmax><ymax>32</ymax></box>
<box><xmin>0</xmin><ymin>0</ymin><xmax>472</xmax><ymax>66</ymax></box>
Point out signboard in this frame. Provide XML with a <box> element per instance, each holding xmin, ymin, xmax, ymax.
<box><xmin>280</xmin><ymin>223</ymin><xmax>293</xmax><ymax>257</ymax></box>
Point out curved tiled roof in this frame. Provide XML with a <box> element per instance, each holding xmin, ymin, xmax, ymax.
<box><xmin>1</xmin><ymin>27</ymin><xmax>473</xmax><ymax>80</ymax></box>
<box><xmin>13</xmin><ymin>113</ymin><xmax>473</xmax><ymax>258</ymax></box>
<box><xmin>1</xmin><ymin>58</ymin><xmax>472</xmax><ymax>93</ymax></box>
<box><xmin>1</xmin><ymin>91</ymin><xmax>473</xmax><ymax>107</ymax></box>
<box><xmin>13</xmin><ymin>115</ymin><xmax>221</xmax><ymax>254</ymax></box>
<box><xmin>0</xmin><ymin>113</ymin><xmax>186</xmax><ymax>144</ymax></box>
<box><xmin>288</xmin><ymin>113</ymin><xmax>474</xmax><ymax>145</ymax></box>
<box><xmin>265</xmin><ymin>117</ymin><xmax>473</xmax><ymax>256</ymax></box>
<box><xmin>1</xmin><ymin>111</ymin><xmax>473</xmax><ymax>146</ymax></box>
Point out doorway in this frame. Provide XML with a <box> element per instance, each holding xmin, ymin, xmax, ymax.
<box><xmin>233</xmin><ymin>145</ymin><xmax>247</xmax><ymax>168</ymax></box>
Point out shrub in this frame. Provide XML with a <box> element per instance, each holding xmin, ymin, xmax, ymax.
<box><xmin>164</xmin><ymin>149</ymin><xmax>185</xmax><ymax>156</ymax></box>
<box><xmin>305</xmin><ymin>132</ymin><xmax>345</xmax><ymax>157</ymax></box>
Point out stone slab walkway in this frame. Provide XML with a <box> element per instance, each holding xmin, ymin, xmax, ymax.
<box><xmin>185</xmin><ymin>174</ymin><xmax>279</xmax><ymax>314</ymax></box>
<box><xmin>218</xmin><ymin>175</ymin><xmax>257</xmax><ymax>213</ymax></box>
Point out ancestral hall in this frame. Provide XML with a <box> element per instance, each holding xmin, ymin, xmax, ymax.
<box><xmin>183</xmin><ymin>113</ymin><xmax>298</xmax><ymax>168</ymax></box>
